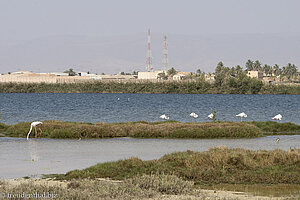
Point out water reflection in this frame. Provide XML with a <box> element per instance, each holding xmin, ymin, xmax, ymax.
<box><xmin>0</xmin><ymin>135</ymin><xmax>299</xmax><ymax>179</ymax></box>
<box><xmin>28</xmin><ymin>140</ymin><xmax>39</xmax><ymax>162</ymax></box>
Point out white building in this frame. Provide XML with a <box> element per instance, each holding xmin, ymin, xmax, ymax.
<box><xmin>247</xmin><ymin>71</ymin><xmax>263</xmax><ymax>80</ymax></box>
<box><xmin>172</xmin><ymin>74</ymin><xmax>185</xmax><ymax>80</ymax></box>
<box><xmin>137</xmin><ymin>71</ymin><xmax>166</xmax><ymax>80</ymax></box>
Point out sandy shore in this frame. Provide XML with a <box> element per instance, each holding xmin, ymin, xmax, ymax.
<box><xmin>1</xmin><ymin>178</ymin><xmax>291</xmax><ymax>200</ymax></box>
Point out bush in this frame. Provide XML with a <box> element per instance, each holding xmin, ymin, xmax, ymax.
<box><xmin>125</xmin><ymin>173</ymin><xmax>194</xmax><ymax>195</ymax></box>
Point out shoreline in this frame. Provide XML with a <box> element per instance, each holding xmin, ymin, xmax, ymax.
<box><xmin>2</xmin><ymin>147</ymin><xmax>299</xmax><ymax>199</ymax></box>
<box><xmin>0</xmin><ymin>81</ymin><xmax>300</xmax><ymax>95</ymax></box>
<box><xmin>0</xmin><ymin>178</ymin><xmax>291</xmax><ymax>200</ymax></box>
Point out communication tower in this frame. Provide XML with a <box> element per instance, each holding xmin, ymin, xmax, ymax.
<box><xmin>162</xmin><ymin>35</ymin><xmax>169</xmax><ymax>70</ymax></box>
<box><xmin>146</xmin><ymin>29</ymin><xmax>153</xmax><ymax>71</ymax></box>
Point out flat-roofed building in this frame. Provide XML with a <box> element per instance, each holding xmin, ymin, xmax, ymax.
<box><xmin>247</xmin><ymin>71</ymin><xmax>263</xmax><ymax>80</ymax></box>
<box><xmin>138</xmin><ymin>71</ymin><xmax>166</xmax><ymax>80</ymax></box>
<box><xmin>173</xmin><ymin>74</ymin><xmax>185</xmax><ymax>80</ymax></box>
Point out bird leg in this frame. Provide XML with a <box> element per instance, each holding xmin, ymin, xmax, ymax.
<box><xmin>34</xmin><ymin>127</ymin><xmax>37</xmax><ymax>138</ymax></box>
<box><xmin>38</xmin><ymin>128</ymin><xmax>42</xmax><ymax>139</ymax></box>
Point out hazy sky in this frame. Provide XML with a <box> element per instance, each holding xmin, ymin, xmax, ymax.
<box><xmin>1</xmin><ymin>0</ymin><xmax>300</xmax><ymax>41</ymax></box>
<box><xmin>0</xmin><ymin>0</ymin><xmax>299</xmax><ymax>73</ymax></box>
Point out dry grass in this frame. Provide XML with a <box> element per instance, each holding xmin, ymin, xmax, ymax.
<box><xmin>0</xmin><ymin>174</ymin><xmax>195</xmax><ymax>200</ymax></box>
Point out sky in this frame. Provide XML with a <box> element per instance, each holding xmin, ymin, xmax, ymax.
<box><xmin>0</xmin><ymin>0</ymin><xmax>300</xmax><ymax>73</ymax></box>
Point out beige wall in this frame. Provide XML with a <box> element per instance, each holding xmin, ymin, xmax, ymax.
<box><xmin>0</xmin><ymin>74</ymin><xmax>91</xmax><ymax>83</ymax></box>
<box><xmin>247</xmin><ymin>71</ymin><xmax>263</xmax><ymax>80</ymax></box>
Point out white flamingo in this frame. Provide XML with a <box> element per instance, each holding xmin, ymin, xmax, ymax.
<box><xmin>236</xmin><ymin>112</ymin><xmax>247</xmax><ymax>121</ymax></box>
<box><xmin>26</xmin><ymin>121</ymin><xmax>43</xmax><ymax>140</ymax></box>
<box><xmin>189</xmin><ymin>112</ymin><xmax>198</xmax><ymax>118</ymax></box>
<box><xmin>272</xmin><ymin>114</ymin><xmax>282</xmax><ymax>121</ymax></box>
<box><xmin>159</xmin><ymin>114</ymin><xmax>169</xmax><ymax>120</ymax></box>
<box><xmin>208</xmin><ymin>113</ymin><xmax>214</xmax><ymax>119</ymax></box>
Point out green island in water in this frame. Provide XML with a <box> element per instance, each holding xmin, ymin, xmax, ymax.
<box><xmin>1</xmin><ymin>120</ymin><xmax>300</xmax><ymax>199</ymax></box>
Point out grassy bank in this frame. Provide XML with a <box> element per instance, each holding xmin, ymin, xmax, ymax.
<box><xmin>53</xmin><ymin>148</ymin><xmax>300</xmax><ymax>185</ymax></box>
<box><xmin>1</xmin><ymin>120</ymin><xmax>300</xmax><ymax>139</ymax></box>
<box><xmin>248</xmin><ymin>121</ymin><xmax>300</xmax><ymax>135</ymax></box>
<box><xmin>0</xmin><ymin>121</ymin><xmax>264</xmax><ymax>139</ymax></box>
<box><xmin>0</xmin><ymin>81</ymin><xmax>300</xmax><ymax>94</ymax></box>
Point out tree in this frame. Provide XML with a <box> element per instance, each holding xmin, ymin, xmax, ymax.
<box><xmin>167</xmin><ymin>67</ymin><xmax>177</xmax><ymax>76</ymax></box>
<box><xmin>272</xmin><ymin>64</ymin><xmax>281</xmax><ymax>76</ymax></box>
<box><xmin>253</xmin><ymin>60</ymin><xmax>262</xmax><ymax>71</ymax></box>
<box><xmin>282</xmin><ymin>63</ymin><xmax>298</xmax><ymax>79</ymax></box>
<box><xmin>64</xmin><ymin>68</ymin><xmax>76</xmax><ymax>76</ymax></box>
<box><xmin>196</xmin><ymin>69</ymin><xmax>202</xmax><ymax>77</ymax></box>
<box><xmin>263</xmin><ymin>64</ymin><xmax>272</xmax><ymax>76</ymax></box>
<box><xmin>245</xmin><ymin>59</ymin><xmax>254</xmax><ymax>71</ymax></box>
<box><xmin>215</xmin><ymin>62</ymin><xmax>224</xmax><ymax>75</ymax></box>
<box><xmin>235</xmin><ymin>65</ymin><xmax>243</xmax><ymax>75</ymax></box>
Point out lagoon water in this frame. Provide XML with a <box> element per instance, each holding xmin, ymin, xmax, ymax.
<box><xmin>0</xmin><ymin>93</ymin><xmax>299</xmax><ymax>124</ymax></box>
<box><xmin>0</xmin><ymin>93</ymin><xmax>299</xmax><ymax>178</ymax></box>
<box><xmin>1</xmin><ymin>135</ymin><xmax>299</xmax><ymax>179</ymax></box>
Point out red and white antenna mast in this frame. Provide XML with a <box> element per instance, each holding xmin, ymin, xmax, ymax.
<box><xmin>146</xmin><ymin>28</ymin><xmax>153</xmax><ymax>71</ymax></box>
<box><xmin>162</xmin><ymin>35</ymin><xmax>169</xmax><ymax>71</ymax></box>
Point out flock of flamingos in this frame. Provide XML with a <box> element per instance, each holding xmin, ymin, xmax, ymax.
<box><xmin>159</xmin><ymin>112</ymin><xmax>282</xmax><ymax>121</ymax></box>
<box><xmin>26</xmin><ymin>113</ymin><xmax>283</xmax><ymax>140</ymax></box>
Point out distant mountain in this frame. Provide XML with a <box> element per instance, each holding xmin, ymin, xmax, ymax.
<box><xmin>0</xmin><ymin>33</ymin><xmax>299</xmax><ymax>74</ymax></box>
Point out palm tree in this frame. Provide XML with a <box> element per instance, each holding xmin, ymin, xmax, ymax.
<box><xmin>263</xmin><ymin>64</ymin><xmax>272</xmax><ymax>76</ymax></box>
<box><xmin>253</xmin><ymin>60</ymin><xmax>262</xmax><ymax>71</ymax></box>
<box><xmin>272</xmin><ymin>64</ymin><xmax>281</xmax><ymax>76</ymax></box>
<box><xmin>245</xmin><ymin>59</ymin><xmax>254</xmax><ymax>71</ymax></box>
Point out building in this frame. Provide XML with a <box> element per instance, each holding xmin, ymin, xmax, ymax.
<box><xmin>100</xmin><ymin>74</ymin><xmax>135</xmax><ymax>80</ymax></box>
<box><xmin>247</xmin><ymin>71</ymin><xmax>263</xmax><ymax>80</ymax></box>
<box><xmin>0</xmin><ymin>71</ymin><xmax>92</xmax><ymax>83</ymax></box>
<box><xmin>172</xmin><ymin>74</ymin><xmax>185</xmax><ymax>80</ymax></box>
<box><xmin>205</xmin><ymin>74</ymin><xmax>215</xmax><ymax>81</ymax></box>
<box><xmin>137</xmin><ymin>71</ymin><xmax>166</xmax><ymax>80</ymax></box>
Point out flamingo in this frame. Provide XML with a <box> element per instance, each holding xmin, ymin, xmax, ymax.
<box><xmin>272</xmin><ymin>114</ymin><xmax>282</xmax><ymax>121</ymax></box>
<box><xmin>208</xmin><ymin>113</ymin><xmax>214</xmax><ymax>119</ymax></box>
<box><xmin>189</xmin><ymin>112</ymin><xmax>198</xmax><ymax>118</ymax></box>
<box><xmin>26</xmin><ymin>121</ymin><xmax>43</xmax><ymax>140</ymax></box>
<box><xmin>236</xmin><ymin>112</ymin><xmax>247</xmax><ymax>121</ymax></box>
<box><xmin>159</xmin><ymin>114</ymin><xmax>169</xmax><ymax>120</ymax></box>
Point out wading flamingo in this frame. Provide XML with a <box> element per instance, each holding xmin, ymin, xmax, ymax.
<box><xmin>236</xmin><ymin>112</ymin><xmax>247</xmax><ymax>121</ymax></box>
<box><xmin>272</xmin><ymin>114</ymin><xmax>282</xmax><ymax>121</ymax></box>
<box><xmin>208</xmin><ymin>113</ymin><xmax>215</xmax><ymax>120</ymax></box>
<box><xmin>26</xmin><ymin>121</ymin><xmax>43</xmax><ymax>140</ymax></box>
<box><xmin>160</xmin><ymin>114</ymin><xmax>169</xmax><ymax>120</ymax></box>
<box><xmin>189</xmin><ymin>112</ymin><xmax>198</xmax><ymax>118</ymax></box>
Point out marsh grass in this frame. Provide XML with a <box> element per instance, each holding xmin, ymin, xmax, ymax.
<box><xmin>1</xmin><ymin>81</ymin><xmax>300</xmax><ymax>94</ymax></box>
<box><xmin>54</xmin><ymin>148</ymin><xmax>300</xmax><ymax>185</ymax></box>
<box><xmin>1</xmin><ymin>120</ymin><xmax>263</xmax><ymax>139</ymax></box>
<box><xmin>0</xmin><ymin>174</ymin><xmax>195</xmax><ymax>200</ymax></box>
<box><xmin>248</xmin><ymin>121</ymin><xmax>300</xmax><ymax>135</ymax></box>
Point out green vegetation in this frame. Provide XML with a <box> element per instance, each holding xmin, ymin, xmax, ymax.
<box><xmin>63</xmin><ymin>68</ymin><xmax>76</xmax><ymax>76</ymax></box>
<box><xmin>1</xmin><ymin>120</ymin><xmax>299</xmax><ymax>139</ymax></box>
<box><xmin>248</xmin><ymin>121</ymin><xmax>300</xmax><ymax>135</ymax></box>
<box><xmin>53</xmin><ymin>148</ymin><xmax>300</xmax><ymax>186</ymax></box>
<box><xmin>1</xmin><ymin>78</ymin><xmax>299</xmax><ymax>94</ymax></box>
<box><xmin>0</xmin><ymin>121</ymin><xmax>263</xmax><ymax>139</ymax></box>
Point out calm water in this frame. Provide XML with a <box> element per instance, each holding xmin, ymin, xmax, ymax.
<box><xmin>1</xmin><ymin>135</ymin><xmax>299</xmax><ymax>179</ymax></box>
<box><xmin>0</xmin><ymin>93</ymin><xmax>299</xmax><ymax>124</ymax></box>
<box><xmin>0</xmin><ymin>93</ymin><xmax>299</xmax><ymax>179</ymax></box>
